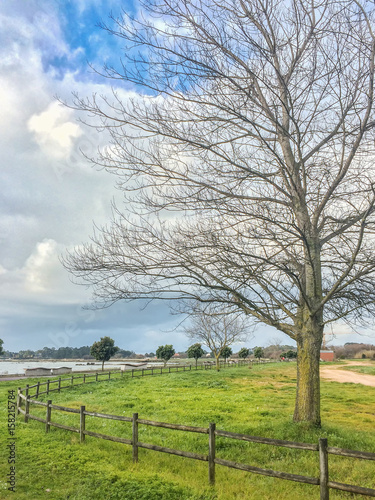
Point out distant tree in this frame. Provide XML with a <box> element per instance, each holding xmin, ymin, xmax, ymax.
<box><xmin>39</xmin><ymin>347</ymin><xmax>56</xmax><ymax>359</ymax></box>
<box><xmin>187</xmin><ymin>343</ymin><xmax>205</xmax><ymax>368</ymax></box>
<box><xmin>90</xmin><ymin>336</ymin><xmax>119</xmax><ymax>371</ymax></box>
<box><xmin>144</xmin><ymin>352</ymin><xmax>155</xmax><ymax>358</ymax></box>
<box><xmin>55</xmin><ymin>347</ymin><xmax>69</xmax><ymax>359</ymax></box>
<box><xmin>253</xmin><ymin>347</ymin><xmax>264</xmax><ymax>360</ymax></box>
<box><xmin>0</xmin><ymin>339</ymin><xmax>4</xmax><ymax>357</ymax></box>
<box><xmin>183</xmin><ymin>305</ymin><xmax>250</xmax><ymax>371</ymax></box>
<box><xmin>156</xmin><ymin>345</ymin><xmax>175</xmax><ymax>367</ymax></box>
<box><xmin>220</xmin><ymin>346</ymin><xmax>232</xmax><ymax>363</ymax></box>
<box><xmin>77</xmin><ymin>346</ymin><xmax>92</xmax><ymax>358</ymax></box>
<box><xmin>286</xmin><ymin>350</ymin><xmax>297</xmax><ymax>359</ymax></box>
<box><xmin>18</xmin><ymin>350</ymin><xmax>35</xmax><ymax>359</ymax></box>
<box><xmin>238</xmin><ymin>347</ymin><xmax>250</xmax><ymax>360</ymax></box>
<box><xmin>116</xmin><ymin>349</ymin><xmax>136</xmax><ymax>358</ymax></box>
<box><xmin>280</xmin><ymin>350</ymin><xmax>297</xmax><ymax>360</ymax></box>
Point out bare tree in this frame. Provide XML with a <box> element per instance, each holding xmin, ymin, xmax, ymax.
<box><xmin>63</xmin><ymin>0</ymin><xmax>375</xmax><ymax>426</ymax></box>
<box><xmin>183</xmin><ymin>306</ymin><xmax>250</xmax><ymax>370</ymax></box>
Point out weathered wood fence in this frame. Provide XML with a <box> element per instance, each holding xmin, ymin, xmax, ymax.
<box><xmin>16</xmin><ymin>359</ymin><xmax>256</xmax><ymax>399</ymax></box>
<box><xmin>16</xmin><ymin>365</ymin><xmax>375</xmax><ymax>499</ymax></box>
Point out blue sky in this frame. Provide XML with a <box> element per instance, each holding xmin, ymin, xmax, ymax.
<box><xmin>0</xmin><ymin>0</ymin><xmax>371</xmax><ymax>354</ymax></box>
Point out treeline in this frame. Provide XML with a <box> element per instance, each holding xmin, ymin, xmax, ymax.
<box><xmin>2</xmin><ymin>344</ymin><xmax>297</xmax><ymax>360</ymax></box>
<box><xmin>334</xmin><ymin>343</ymin><xmax>375</xmax><ymax>359</ymax></box>
<box><xmin>3</xmin><ymin>346</ymin><xmax>136</xmax><ymax>360</ymax></box>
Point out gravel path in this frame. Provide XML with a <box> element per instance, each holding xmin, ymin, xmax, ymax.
<box><xmin>320</xmin><ymin>361</ymin><xmax>375</xmax><ymax>387</ymax></box>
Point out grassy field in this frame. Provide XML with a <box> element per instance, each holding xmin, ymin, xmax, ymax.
<box><xmin>342</xmin><ymin>364</ymin><xmax>375</xmax><ymax>376</ymax></box>
<box><xmin>1</xmin><ymin>362</ymin><xmax>375</xmax><ymax>499</ymax></box>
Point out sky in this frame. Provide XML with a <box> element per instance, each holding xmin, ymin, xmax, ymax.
<box><xmin>0</xmin><ymin>1</ymin><xmax>373</xmax><ymax>355</ymax></box>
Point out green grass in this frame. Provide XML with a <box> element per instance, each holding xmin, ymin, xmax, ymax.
<box><xmin>341</xmin><ymin>365</ymin><xmax>375</xmax><ymax>376</ymax></box>
<box><xmin>1</xmin><ymin>363</ymin><xmax>375</xmax><ymax>499</ymax></box>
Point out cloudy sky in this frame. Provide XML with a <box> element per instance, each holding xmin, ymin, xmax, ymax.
<box><xmin>0</xmin><ymin>1</ymin><xmax>372</xmax><ymax>354</ymax></box>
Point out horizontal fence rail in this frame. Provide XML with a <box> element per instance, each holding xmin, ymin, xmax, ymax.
<box><xmin>19</xmin><ymin>358</ymin><xmax>255</xmax><ymax>398</ymax></box>
<box><xmin>16</xmin><ymin>363</ymin><xmax>375</xmax><ymax>499</ymax></box>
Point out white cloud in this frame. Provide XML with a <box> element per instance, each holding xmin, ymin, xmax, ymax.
<box><xmin>24</xmin><ymin>239</ymin><xmax>59</xmax><ymax>291</ymax></box>
<box><xmin>28</xmin><ymin>102</ymin><xmax>83</xmax><ymax>159</ymax></box>
<box><xmin>0</xmin><ymin>239</ymin><xmax>85</xmax><ymax>305</ymax></box>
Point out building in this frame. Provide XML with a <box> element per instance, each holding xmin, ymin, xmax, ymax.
<box><xmin>320</xmin><ymin>350</ymin><xmax>335</xmax><ymax>362</ymax></box>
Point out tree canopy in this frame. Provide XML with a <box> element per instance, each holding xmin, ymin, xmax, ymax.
<box><xmin>281</xmin><ymin>350</ymin><xmax>298</xmax><ymax>360</ymax></box>
<box><xmin>238</xmin><ymin>347</ymin><xmax>250</xmax><ymax>359</ymax></box>
<box><xmin>64</xmin><ymin>0</ymin><xmax>375</xmax><ymax>425</ymax></box>
<box><xmin>187</xmin><ymin>343</ymin><xmax>205</xmax><ymax>368</ymax></box>
<box><xmin>253</xmin><ymin>347</ymin><xmax>264</xmax><ymax>360</ymax></box>
<box><xmin>156</xmin><ymin>344</ymin><xmax>175</xmax><ymax>366</ymax></box>
<box><xmin>90</xmin><ymin>336</ymin><xmax>119</xmax><ymax>371</ymax></box>
<box><xmin>220</xmin><ymin>346</ymin><xmax>233</xmax><ymax>362</ymax></box>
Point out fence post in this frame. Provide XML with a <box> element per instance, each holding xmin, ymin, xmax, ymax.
<box><xmin>46</xmin><ymin>380</ymin><xmax>50</xmax><ymax>395</ymax></box>
<box><xmin>80</xmin><ymin>406</ymin><xmax>86</xmax><ymax>443</ymax></box>
<box><xmin>36</xmin><ymin>381</ymin><xmax>40</xmax><ymax>398</ymax></box>
<box><xmin>58</xmin><ymin>377</ymin><xmax>61</xmax><ymax>392</ymax></box>
<box><xmin>16</xmin><ymin>388</ymin><xmax>21</xmax><ymax>415</ymax></box>
<box><xmin>209</xmin><ymin>422</ymin><xmax>216</xmax><ymax>485</ymax></box>
<box><xmin>83</xmin><ymin>374</ymin><xmax>86</xmax><ymax>384</ymax></box>
<box><xmin>25</xmin><ymin>396</ymin><xmax>30</xmax><ymax>423</ymax></box>
<box><xmin>319</xmin><ymin>438</ymin><xmax>329</xmax><ymax>500</ymax></box>
<box><xmin>151</xmin><ymin>367</ymin><xmax>154</xmax><ymax>376</ymax></box>
<box><xmin>95</xmin><ymin>372</ymin><xmax>98</xmax><ymax>382</ymax></box>
<box><xmin>169</xmin><ymin>367</ymin><xmax>171</xmax><ymax>373</ymax></box>
<box><xmin>108</xmin><ymin>371</ymin><xmax>111</xmax><ymax>380</ymax></box>
<box><xmin>132</xmin><ymin>413</ymin><xmax>139</xmax><ymax>463</ymax></box>
<box><xmin>45</xmin><ymin>400</ymin><xmax>52</xmax><ymax>433</ymax></box>
<box><xmin>25</xmin><ymin>384</ymin><xmax>29</xmax><ymax>398</ymax></box>
<box><xmin>71</xmin><ymin>375</ymin><xmax>74</xmax><ymax>386</ymax></box>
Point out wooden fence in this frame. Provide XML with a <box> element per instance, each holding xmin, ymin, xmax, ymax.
<box><xmin>16</xmin><ymin>365</ymin><xmax>375</xmax><ymax>499</ymax></box>
<box><xmin>17</xmin><ymin>359</ymin><xmax>255</xmax><ymax>399</ymax></box>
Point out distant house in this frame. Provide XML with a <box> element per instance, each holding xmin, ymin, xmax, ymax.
<box><xmin>320</xmin><ymin>350</ymin><xmax>335</xmax><ymax>362</ymax></box>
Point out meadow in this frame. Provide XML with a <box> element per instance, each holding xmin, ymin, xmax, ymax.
<box><xmin>342</xmin><ymin>365</ymin><xmax>375</xmax><ymax>376</ymax></box>
<box><xmin>1</xmin><ymin>361</ymin><xmax>375</xmax><ymax>499</ymax></box>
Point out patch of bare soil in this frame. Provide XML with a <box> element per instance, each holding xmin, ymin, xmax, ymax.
<box><xmin>320</xmin><ymin>361</ymin><xmax>375</xmax><ymax>387</ymax></box>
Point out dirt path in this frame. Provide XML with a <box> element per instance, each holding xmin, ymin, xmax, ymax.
<box><xmin>320</xmin><ymin>361</ymin><xmax>375</xmax><ymax>387</ymax></box>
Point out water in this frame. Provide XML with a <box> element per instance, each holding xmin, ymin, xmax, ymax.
<box><xmin>0</xmin><ymin>360</ymin><xmax>130</xmax><ymax>376</ymax></box>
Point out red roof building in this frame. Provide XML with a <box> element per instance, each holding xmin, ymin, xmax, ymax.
<box><xmin>320</xmin><ymin>350</ymin><xmax>335</xmax><ymax>362</ymax></box>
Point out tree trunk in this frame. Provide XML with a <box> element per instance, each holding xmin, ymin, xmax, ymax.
<box><xmin>293</xmin><ymin>332</ymin><xmax>322</xmax><ymax>426</ymax></box>
<box><xmin>292</xmin><ymin>228</ymin><xmax>323</xmax><ymax>426</ymax></box>
<box><xmin>215</xmin><ymin>355</ymin><xmax>220</xmax><ymax>371</ymax></box>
